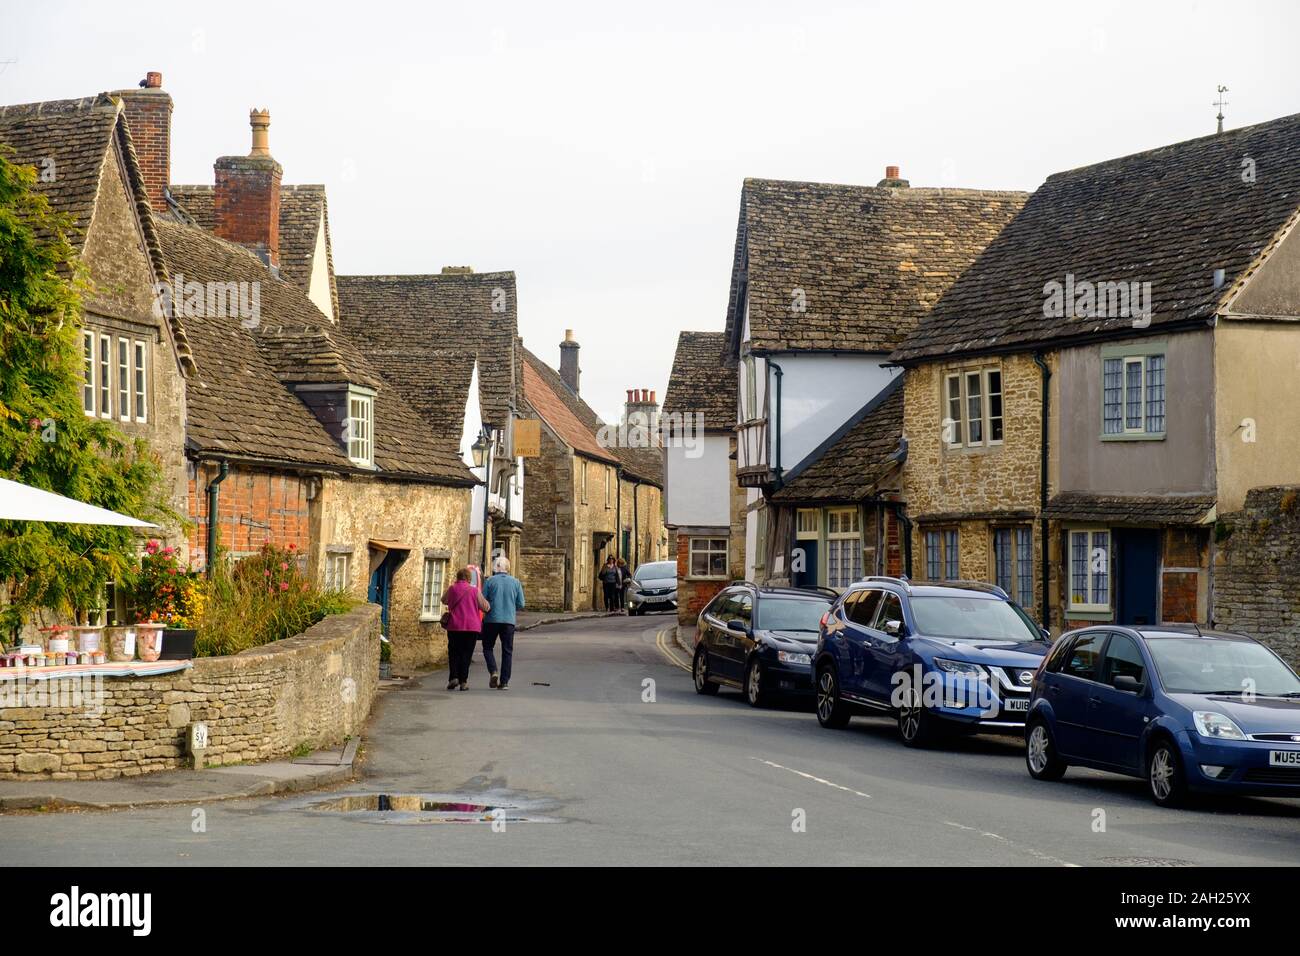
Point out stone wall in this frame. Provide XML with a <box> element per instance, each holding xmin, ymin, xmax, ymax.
<box><xmin>1213</xmin><ymin>485</ymin><xmax>1300</xmax><ymax>666</ymax></box>
<box><xmin>520</xmin><ymin>547</ymin><xmax>565</xmax><ymax>611</ymax></box>
<box><xmin>0</xmin><ymin>604</ymin><xmax>380</xmax><ymax>781</ymax></box>
<box><xmin>520</xmin><ymin>423</ymin><xmax>575</xmax><ymax>607</ymax></box>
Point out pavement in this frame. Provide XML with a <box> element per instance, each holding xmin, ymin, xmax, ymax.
<box><xmin>2</xmin><ymin>612</ymin><xmax>1298</xmax><ymax>865</ymax></box>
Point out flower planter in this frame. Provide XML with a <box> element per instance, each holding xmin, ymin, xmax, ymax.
<box><xmin>160</xmin><ymin>628</ymin><xmax>197</xmax><ymax>660</ymax></box>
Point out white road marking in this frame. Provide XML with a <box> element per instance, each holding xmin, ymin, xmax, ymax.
<box><xmin>943</xmin><ymin>820</ymin><xmax>1080</xmax><ymax>867</ymax></box>
<box><xmin>751</xmin><ymin>758</ymin><xmax>871</xmax><ymax>799</ymax></box>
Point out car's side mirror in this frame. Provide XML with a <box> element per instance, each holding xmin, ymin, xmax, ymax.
<box><xmin>727</xmin><ymin>619</ymin><xmax>747</xmax><ymax>634</ymax></box>
<box><xmin>883</xmin><ymin>619</ymin><xmax>904</xmax><ymax>637</ymax></box>
<box><xmin>1039</xmin><ymin>626</ymin><xmax>1051</xmax><ymax>641</ymax></box>
<box><xmin>1113</xmin><ymin>675</ymin><xmax>1143</xmax><ymax>694</ymax></box>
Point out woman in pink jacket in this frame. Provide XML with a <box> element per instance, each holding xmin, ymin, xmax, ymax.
<box><xmin>442</xmin><ymin>567</ymin><xmax>490</xmax><ymax>691</ymax></box>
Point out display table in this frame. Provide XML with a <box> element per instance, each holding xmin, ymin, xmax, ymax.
<box><xmin>0</xmin><ymin>659</ymin><xmax>192</xmax><ymax>681</ymax></box>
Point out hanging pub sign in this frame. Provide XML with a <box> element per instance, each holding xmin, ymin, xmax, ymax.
<box><xmin>512</xmin><ymin>419</ymin><xmax>542</xmax><ymax>458</ymax></box>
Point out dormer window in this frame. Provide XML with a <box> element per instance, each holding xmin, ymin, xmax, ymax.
<box><xmin>347</xmin><ymin>388</ymin><xmax>374</xmax><ymax>467</ymax></box>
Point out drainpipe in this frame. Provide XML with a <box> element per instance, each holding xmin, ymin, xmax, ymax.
<box><xmin>616</xmin><ymin>464</ymin><xmax>623</xmax><ymax>559</ymax></box>
<box><xmin>768</xmin><ymin>359</ymin><xmax>785</xmax><ymax>487</ymax></box>
<box><xmin>1033</xmin><ymin>352</ymin><xmax>1051</xmax><ymax>628</ymax></box>
<box><xmin>633</xmin><ymin>478</ymin><xmax>640</xmax><ymax>569</ymax></box>
<box><xmin>481</xmin><ymin>430</ymin><xmax>493</xmax><ymax>571</ymax></box>
<box><xmin>205</xmin><ymin>460</ymin><xmax>229</xmax><ymax>579</ymax></box>
<box><xmin>891</xmin><ymin>502</ymin><xmax>913</xmax><ymax>579</ymax></box>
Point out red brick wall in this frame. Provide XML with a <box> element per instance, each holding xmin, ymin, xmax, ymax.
<box><xmin>188</xmin><ymin>463</ymin><xmax>312</xmax><ymax>567</ymax></box>
<box><xmin>1161</xmin><ymin>571</ymin><xmax>1199</xmax><ymax>623</ymax></box>
<box><xmin>675</xmin><ymin>532</ymin><xmax>726</xmax><ymax>626</ymax></box>
<box><xmin>213</xmin><ymin>157</ymin><xmax>282</xmax><ymax>267</ymax></box>
<box><xmin>118</xmin><ymin>88</ymin><xmax>171</xmax><ymax>212</ymax></box>
<box><xmin>884</xmin><ymin>509</ymin><xmax>903</xmax><ymax>577</ymax></box>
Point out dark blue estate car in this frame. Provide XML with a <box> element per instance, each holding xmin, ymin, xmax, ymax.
<box><xmin>813</xmin><ymin>577</ymin><xmax>1052</xmax><ymax>746</ymax></box>
<box><xmin>1025</xmin><ymin>625</ymin><xmax>1300</xmax><ymax>806</ymax></box>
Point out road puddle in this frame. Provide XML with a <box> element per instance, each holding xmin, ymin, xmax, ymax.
<box><xmin>295</xmin><ymin>791</ymin><xmax>559</xmax><ymax>824</ymax></box>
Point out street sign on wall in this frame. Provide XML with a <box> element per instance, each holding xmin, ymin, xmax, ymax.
<box><xmin>513</xmin><ymin>418</ymin><xmax>541</xmax><ymax>458</ymax></box>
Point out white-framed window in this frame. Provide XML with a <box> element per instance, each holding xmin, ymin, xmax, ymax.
<box><xmin>826</xmin><ymin>508</ymin><xmax>862</xmax><ymax>589</ymax></box>
<box><xmin>420</xmin><ymin>556</ymin><xmax>449</xmax><ymax>620</ymax></box>
<box><xmin>347</xmin><ymin>391</ymin><xmax>374</xmax><ymax>466</ymax></box>
<box><xmin>924</xmin><ymin>528</ymin><xmax>960</xmax><ymax>581</ymax></box>
<box><xmin>944</xmin><ymin>368</ymin><xmax>1003</xmax><ymax>448</ymax></box>
<box><xmin>133</xmin><ymin>340</ymin><xmax>148</xmax><ymax>422</ymax></box>
<box><xmin>742</xmin><ymin>354</ymin><xmax>758</xmax><ymax>419</ymax></box>
<box><xmin>993</xmin><ymin>526</ymin><xmax>1034</xmax><ymax>607</ymax></box>
<box><xmin>325</xmin><ymin>551</ymin><xmax>352</xmax><ymax>592</ymax></box>
<box><xmin>795</xmin><ymin>508</ymin><xmax>819</xmax><ymax>540</ymax></box>
<box><xmin>82</xmin><ymin>330</ymin><xmax>95</xmax><ymax>416</ymax></box>
<box><xmin>117</xmin><ymin>338</ymin><xmax>130</xmax><ymax>422</ymax></box>
<box><xmin>1068</xmin><ymin>528</ymin><xmax>1111</xmax><ymax>612</ymax></box>
<box><xmin>1103</xmin><ymin>353</ymin><xmax>1165</xmax><ymax>436</ymax></box>
<box><xmin>98</xmin><ymin>333</ymin><xmax>111</xmax><ymax>418</ymax></box>
<box><xmin>579</xmin><ymin>534</ymin><xmax>589</xmax><ymax>591</ymax></box>
<box><xmin>689</xmin><ymin>537</ymin><xmax>728</xmax><ymax>579</ymax></box>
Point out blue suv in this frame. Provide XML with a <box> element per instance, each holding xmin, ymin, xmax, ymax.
<box><xmin>1025</xmin><ymin>624</ymin><xmax>1300</xmax><ymax>807</ymax></box>
<box><xmin>814</xmin><ymin>577</ymin><xmax>1051</xmax><ymax>746</ymax></box>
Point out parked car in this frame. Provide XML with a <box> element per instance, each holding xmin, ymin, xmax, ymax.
<box><xmin>627</xmin><ymin>560</ymin><xmax>678</xmax><ymax>615</ymax></box>
<box><xmin>1025</xmin><ymin>624</ymin><xmax>1300</xmax><ymax>806</ymax></box>
<box><xmin>813</xmin><ymin>577</ymin><xmax>1051</xmax><ymax>746</ymax></box>
<box><xmin>693</xmin><ymin>583</ymin><xmax>834</xmax><ymax>706</ymax></box>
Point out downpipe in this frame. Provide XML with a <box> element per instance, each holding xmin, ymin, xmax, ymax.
<box><xmin>1033</xmin><ymin>352</ymin><xmax>1051</xmax><ymax>629</ymax></box>
<box><xmin>205</xmin><ymin>459</ymin><xmax>229</xmax><ymax>578</ymax></box>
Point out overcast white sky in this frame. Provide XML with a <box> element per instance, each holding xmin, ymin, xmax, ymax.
<box><xmin>6</xmin><ymin>0</ymin><xmax>1300</xmax><ymax>423</ymax></box>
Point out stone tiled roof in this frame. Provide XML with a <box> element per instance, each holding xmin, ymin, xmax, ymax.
<box><xmin>156</xmin><ymin>220</ymin><xmax>474</xmax><ymax>484</ymax></box>
<box><xmin>1043</xmin><ymin>492</ymin><xmax>1216</xmax><ymax>525</ymax></box>
<box><xmin>770</xmin><ymin>377</ymin><xmax>904</xmax><ymax>503</ymax></box>
<box><xmin>0</xmin><ymin>94</ymin><xmax>196</xmax><ymax>374</ymax></box>
<box><xmin>893</xmin><ymin>113</ymin><xmax>1300</xmax><ymax>363</ymax></box>
<box><xmin>170</xmin><ymin>183</ymin><xmax>340</xmax><ymax>322</ymax></box>
<box><xmin>521</xmin><ymin>348</ymin><xmax>663</xmax><ymax>486</ymax></box>
<box><xmin>335</xmin><ymin>272</ymin><xmax>520</xmax><ymax>433</ymax></box>
<box><xmin>724</xmin><ymin>178</ymin><xmax>1027</xmax><ymax>354</ymax></box>
<box><xmin>663</xmin><ymin>331</ymin><xmax>736</xmax><ymax>431</ymax></box>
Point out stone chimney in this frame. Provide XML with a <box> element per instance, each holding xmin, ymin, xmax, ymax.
<box><xmin>877</xmin><ymin>164</ymin><xmax>910</xmax><ymax>188</ymax></box>
<box><xmin>624</xmin><ymin>388</ymin><xmax>660</xmax><ymax>447</ymax></box>
<box><xmin>115</xmin><ymin>71</ymin><xmax>172</xmax><ymax>212</ymax></box>
<box><xmin>559</xmin><ymin>329</ymin><xmax>580</xmax><ymax>395</ymax></box>
<box><xmin>213</xmin><ymin>109</ymin><xmax>282</xmax><ymax>268</ymax></box>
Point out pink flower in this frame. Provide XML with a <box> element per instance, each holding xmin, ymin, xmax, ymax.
<box><xmin>280</xmin><ymin>582</ymin><xmax>289</xmax><ymax>592</ymax></box>
<box><xmin>163</xmin><ymin>546</ymin><xmax>174</xmax><ymax>556</ymax></box>
<box><xmin>279</xmin><ymin>562</ymin><xmax>288</xmax><ymax>571</ymax></box>
<box><xmin>264</xmin><ymin>570</ymin><xmax>271</xmax><ymax>577</ymax></box>
<box><xmin>145</xmin><ymin>540</ymin><xmax>159</xmax><ymax>554</ymax></box>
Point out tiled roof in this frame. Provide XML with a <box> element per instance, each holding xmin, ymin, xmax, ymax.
<box><xmin>1043</xmin><ymin>492</ymin><xmax>1216</xmax><ymax>525</ymax></box>
<box><xmin>156</xmin><ymin>220</ymin><xmax>474</xmax><ymax>484</ymax></box>
<box><xmin>663</xmin><ymin>331</ymin><xmax>736</xmax><ymax>431</ymax></box>
<box><xmin>521</xmin><ymin>348</ymin><xmax>663</xmax><ymax>486</ymax></box>
<box><xmin>770</xmin><ymin>377</ymin><xmax>904</xmax><ymax>503</ymax></box>
<box><xmin>170</xmin><ymin>183</ymin><xmax>340</xmax><ymax>321</ymax></box>
<box><xmin>725</xmin><ymin>178</ymin><xmax>1027</xmax><ymax>353</ymax></box>
<box><xmin>336</xmin><ymin>272</ymin><xmax>520</xmax><ymax>432</ymax></box>
<box><xmin>893</xmin><ymin>113</ymin><xmax>1300</xmax><ymax>363</ymax></box>
<box><xmin>0</xmin><ymin>94</ymin><xmax>196</xmax><ymax>374</ymax></box>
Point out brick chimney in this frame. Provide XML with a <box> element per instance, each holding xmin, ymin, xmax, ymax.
<box><xmin>213</xmin><ymin>109</ymin><xmax>282</xmax><ymax>268</ymax></box>
<box><xmin>115</xmin><ymin>71</ymin><xmax>172</xmax><ymax>212</ymax></box>
<box><xmin>559</xmin><ymin>329</ymin><xmax>580</xmax><ymax>395</ymax></box>
<box><xmin>624</xmin><ymin>387</ymin><xmax>660</xmax><ymax>446</ymax></box>
<box><xmin>877</xmin><ymin>164</ymin><xmax>910</xmax><ymax>188</ymax></box>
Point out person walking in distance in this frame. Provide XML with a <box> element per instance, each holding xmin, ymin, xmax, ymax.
<box><xmin>600</xmin><ymin>556</ymin><xmax>620</xmax><ymax>612</ymax></box>
<box><xmin>442</xmin><ymin>567</ymin><xmax>489</xmax><ymax>691</ymax></box>
<box><xmin>616</xmin><ymin>557</ymin><xmax>633</xmax><ymax>614</ymax></box>
<box><xmin>481</xmin><ymin>555</ymin><xmax>526</xmax><ymax>689</ymax></box>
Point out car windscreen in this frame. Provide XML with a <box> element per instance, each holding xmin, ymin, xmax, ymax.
<box><xmin>1147</xmin><ymin>638</ymin><xmax>1300</xmax><ymax>696</ymax></box>
<box><xmin>908</xmin><ymin>596</ymin><xmax>1041</xmax><ymax>641</ymax></box>
<box><xmin>634</xmin><ymin>562</ymin><xmax>676</xmax><ymax>583</ymax></box>
<box><xmin>756</xmin><ymin>597</ymin><xmax>831</xmax><ymax>632</ymax></box>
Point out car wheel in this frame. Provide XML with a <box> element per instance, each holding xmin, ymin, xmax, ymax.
<box><xmin>693</xmin><ymin>646</ymin><xmax>719</xmax><ymax>695</ymax></box>
<box><xmin>1025</xmin><ymin>719</ymin><xmax>1067</xmax><ymax>781</ymax></box>
<box><xmin>745</xmin><ymin>656</ymin><xmax>770</xmax><ymax>708</ymax></box>
<box><xmin>815</xmin><ymin>665</ymin><xmax>851</xmax><ymax>728</ymax></box>
<box><xmin>1147</xmin><ymin>738</ymin><xmax>1189</xmax><ymax>808</ymax></box>
<box><xmin>897</xmin><ymin>687</ymin><xmax>940</xmax><ymax>748</ymax></box>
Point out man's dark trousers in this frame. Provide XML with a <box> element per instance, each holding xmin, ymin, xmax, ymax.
<box><xmin>481</xmin><ymin>622</ymin><xmax>516</xmax><ymax>686</ymax></box>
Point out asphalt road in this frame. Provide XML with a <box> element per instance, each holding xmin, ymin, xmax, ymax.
<box><xmin>3</xmin><ymin>614</ymin><xmax>1299</xmax><ymax>866</ymax></box>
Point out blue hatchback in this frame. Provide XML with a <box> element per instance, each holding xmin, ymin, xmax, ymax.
<box><xmin>814</xmin><ymin>577</ymin><xmax>1052</xmax><ymax>746</ymax></box>
<box><xmin>1025</xmin><ymin>625</ymin><xmax>1300</xmax><ymax>806</ymax></box>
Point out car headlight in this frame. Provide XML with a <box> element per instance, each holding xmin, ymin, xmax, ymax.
<box><xmin>777</xmin><ymin>650</ymin><xmax>811</xmax><ymax>666</ymax></box>
<box><xmin>934</xmin><ymin>658</ymin><xmax>985</xmax><ymax>677</ymax></box>
<box><xmin>1193</xmin><ymin>711</ymin><xmax>1247</xmax><ymax>740</ymax></box>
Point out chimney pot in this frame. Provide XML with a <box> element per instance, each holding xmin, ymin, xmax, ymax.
<box><xmin>559</xmin><ymin>330</ymin><xmax>580</xmax><ymax>394</ymax></box>
<box><xmin>626</xmin><ymin>389</ymin><xmax>634</xmax><ymax>403</ymax></box>
<box><xmin>249</xmin><ymin>109</ymin><xmax>272</xmax><ymax>157</ymax></box>
<box><xmin>885</xmin><ymin>165</ymin><xmax>900</xmax><ymax>180</ymax></box>
<box><xmin>144</xmin><ymin>71</ymin><xmax>163</xmax><ymax>89</ymax></box>
<box><xmin>649</xmin><ymin>390</ymin><xmax>656</xmax><ymax>404</ymax></box>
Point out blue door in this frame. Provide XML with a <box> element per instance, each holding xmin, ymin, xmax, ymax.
<box><xmin>368</xmin><ymin>555</ymin><xmax>395</xmax><ymax>637</ymax></box>
<box><xmin>793</xmin><ymin>539</ymin><xmax>819</xmax><ymax>589</ymax></box>
<box><xmin>1116</xmin><ymin>529</ymin><xmax>1160</xmax><ymax>626</ymax></box>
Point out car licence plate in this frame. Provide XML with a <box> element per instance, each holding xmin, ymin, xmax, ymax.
<box><xmin>643</xmin><ymin>595</ymin><xmax>665</xmax><ymax>603</ymax></box>
<box><xmin>1268</xmin><ymin>750</ymin><xmax>1300</xmax><ymax>767</ymax></box>
<box><xmin>1002</xmin><ymin>697</ymin><xmax>1030</xmax><ymax>713</ymax></box>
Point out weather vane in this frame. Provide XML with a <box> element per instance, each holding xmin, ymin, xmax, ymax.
<box><xmin>1215</xmin><ymin>85</ymin><xmax>1229</xmax><ymax>134</ymax></box>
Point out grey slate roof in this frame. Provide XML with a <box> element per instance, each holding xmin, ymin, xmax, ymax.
<box><xmin>0</xmin><ymin>94</ymin><xmax>196</xmax><ymax>374</ymax></box>
<box><xmin>1043</xmin><ymin>492</ymin><xmax>1216</xmax><ymax>526</ymax></box>
<box><xmin>156</xmin><ymin>220</ymin><xmax>474</xmax><ymax>484</ymax></box>
<box><xmin>724</xmin><ymin>178</ymin><xmax>1027</xmax><ymax>354</ymax></box>
<box><xmin>770</xmin><ymin>377</ymin><xmax>904</xmax><ymax>503</ymax></box>
<box><xmin>335</xmin><ymin>272</ymin><xmax>520</xmax><ymax>438</ymax></box>
<box><xmin>663</xmin><ymin>331</ymin><xmax>736</xmax><ymax>431</ymax></box>
<box><xmin>893</xmin><ymin>112</ymin><xmax>1300</xmax><ymax>363</ymax></box>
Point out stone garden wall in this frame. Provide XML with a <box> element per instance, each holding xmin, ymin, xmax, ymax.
<box><xmin>0</xmin><ymin>604</ymin><xmax>380</xmax><ymax>781</ymax></box>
